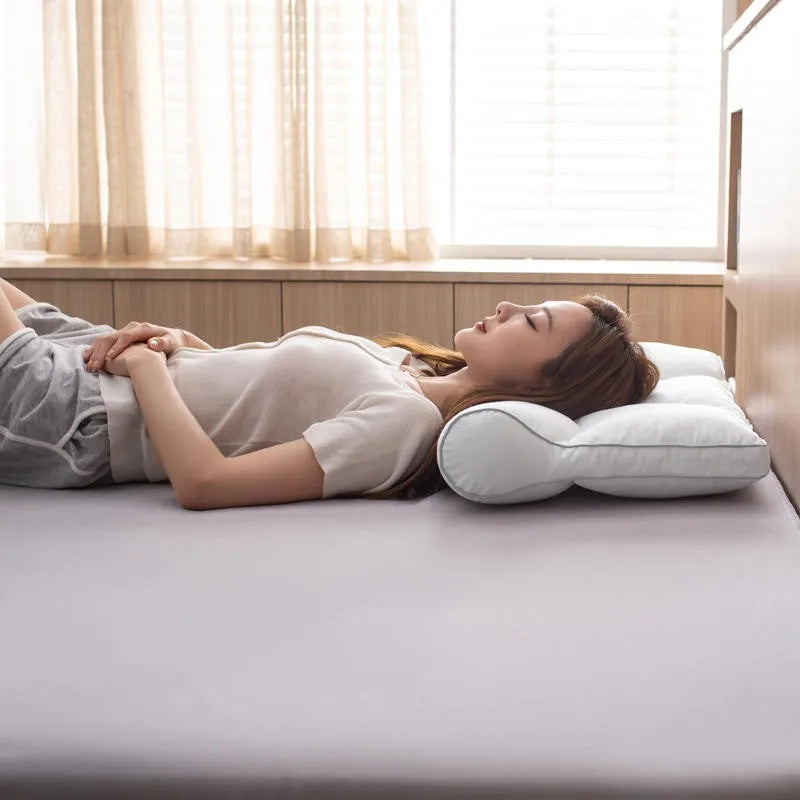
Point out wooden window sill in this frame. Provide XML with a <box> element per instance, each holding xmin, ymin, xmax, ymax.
<box><xmin>0</xmin><ymin>257</ymin><xmax>724</xmax><ymax>286</ymax></box>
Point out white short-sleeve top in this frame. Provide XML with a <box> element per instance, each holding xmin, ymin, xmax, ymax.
<box><xmin>98</xmin><ymin>326</ymin><xmax>444</xmax><ymax>498</ymax></box>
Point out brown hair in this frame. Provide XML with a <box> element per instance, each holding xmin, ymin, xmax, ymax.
<box><xmin>339</xmin><ymin>294</ymin><xmax>660</xmax><ymax>501</ymax></box>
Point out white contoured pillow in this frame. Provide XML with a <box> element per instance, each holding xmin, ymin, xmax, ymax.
<box><xmin>437</xmin><ymin>342</ymin><xmax>770</xmax><ymax>504</ymax></box>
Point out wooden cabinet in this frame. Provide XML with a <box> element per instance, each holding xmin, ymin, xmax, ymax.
<box><xmin>8</xmin><ymin>279</ymin><xmax>114</xmax><ymax>327</ymax></box>
<box><xmin>113</xmin><ymin>280</ymin><xmax>281</xmax><ymax>348</ymax></box>
<box><xmin>628</xmin><ymin>286</ymin><xmax>722</xmax><ymax>351</ymax></box>
<box><xmin>723</xmin><ymin>0</ymin><xmax>800</xmax><ymax>511</ymax></box>
<box><xmin>283</xmin><ymin>282</ymin><xmax>454</xmax><ymax>345</ymax></box>
<box><xmin>3</xmin><ymin>261</ymin><xmax>722</xmax><ymax>353</ymax></box>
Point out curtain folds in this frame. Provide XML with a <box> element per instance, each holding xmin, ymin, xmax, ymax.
<box><xmin>0</xmin><ymin>0</ymin><xmax>437</xmax><ymax>263</ymax></box>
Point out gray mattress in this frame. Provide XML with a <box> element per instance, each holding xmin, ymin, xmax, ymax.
<box><xmin>2</xmin><ymin>473</ymin><xmax>800</xmax><ymax>800</ymax></box>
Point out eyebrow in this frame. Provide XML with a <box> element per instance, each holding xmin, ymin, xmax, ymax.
<box><xmin>543</xmin><ymin>306</ymin><xmax>553</xmax><ymax>333</ymax></box>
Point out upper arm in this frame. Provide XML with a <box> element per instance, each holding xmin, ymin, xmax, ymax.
<box><xmin>184</xmin><ymin>438</ymin><xmax>325</xmax><ymax>510</ymax></box>
<box><xmin>302</xmin><ymin>395</ymin><xmax>435</xmax><ymax>499</ymax></box>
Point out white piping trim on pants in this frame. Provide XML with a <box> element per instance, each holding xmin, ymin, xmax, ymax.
<box><xmin>1</xmin><ymin>404</ymin><xmax>108</xmax><ymax>478</ymax></box>
<box><xmin>56</xmin><ymin>404</ymin><xmax>107</xmax><ymax>449</ymax></box>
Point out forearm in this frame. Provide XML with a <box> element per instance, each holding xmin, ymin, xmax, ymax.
<box><xmin>128</xmin><ymin>351</ymin><xmax>224</xmax><ymax>506</ymax></box>
<box><xmin>0</xmin><ymin>279</ymin><xmax>26</xmax><ymax>345</ymax></box>
<box><xmin>181</xmin><ymin>329</ymin><xmax>214</xmax><ymax>351</ymax></box>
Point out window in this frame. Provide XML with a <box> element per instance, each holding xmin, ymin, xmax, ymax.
<box><xmin>419</xmin><ymin>0</ymin><xmax>732</xmax><ymax>260</ymax></box>
<box><xmin>1</xmin><ymin>0</ymin><xmax>733</xmax><ymax>262</ymax></box>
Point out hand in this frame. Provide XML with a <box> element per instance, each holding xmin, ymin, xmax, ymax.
<box><xmin>95</xmin><ymin>341</ymin><xmax>165</xmax><ymax>378</ymax></box>
<box><xmin>84</xmin><ymin>321</ymin><xmax>188</xmax><ymax>372</ymax></box>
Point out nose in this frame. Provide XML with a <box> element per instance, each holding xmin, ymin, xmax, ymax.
<box><xmin>495</xmin><ymin>300</ymin><xmax>519</xmax><ymax>319</ymax></box>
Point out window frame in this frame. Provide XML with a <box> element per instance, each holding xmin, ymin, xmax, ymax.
<box><xmin>436</xmin><ymin>0</ymin><xmax>738</xmax><ymax>262</ymax></box>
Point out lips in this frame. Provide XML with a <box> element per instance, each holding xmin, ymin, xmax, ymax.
<box><xmin>476</xmin><ymin>320</ymin><xmax>486</xmax><ymax>333</ymax></box>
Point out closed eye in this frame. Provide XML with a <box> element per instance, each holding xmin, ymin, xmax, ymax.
<box><xmin>526</xmin><ymin>315</ymin><xmax>536</xmax><ymax>331</ymax></box>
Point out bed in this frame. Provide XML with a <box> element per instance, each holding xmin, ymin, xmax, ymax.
<box><xmin>2</xmin><ymin>466</ymin><xmax>800</xmax><ymax>800</ymax></box>
<box><xmin>4</xmin><ymin>0</ymin><xmax>800</xmax><ymax>796</ymax></box>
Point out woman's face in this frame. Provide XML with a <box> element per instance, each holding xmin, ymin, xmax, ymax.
<box><xmin>455</xmin><ymin>300</ymin><xmax>594</xmax><ymax>390</ymax></box>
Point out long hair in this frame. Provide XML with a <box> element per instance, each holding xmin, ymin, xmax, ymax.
<box><xmin>339</xmin><ymin>294</ymin><xmax>660</xmax><ymax>501</ymax></box>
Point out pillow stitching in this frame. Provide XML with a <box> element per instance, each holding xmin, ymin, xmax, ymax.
<box><xmin>440</xmin><ymin>407</ymin><xmax>766</xmax><ymax>451</ymax></box>
<box><xmin>455</xmin><ymin>475</ymin><xmax>769</xmax><ymax>504</ymax></box>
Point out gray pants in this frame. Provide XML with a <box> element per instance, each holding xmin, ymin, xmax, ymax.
<box><xmin>0</xmin><ymin>302</ymin><xmax>115</xmax><ymax>489</ymax></box>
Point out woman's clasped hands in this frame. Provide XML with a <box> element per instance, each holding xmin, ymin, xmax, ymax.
<box><xmin>84</xmin><ymin>321</ymin><xmax>188</xmax><ymax>378</ymax></box>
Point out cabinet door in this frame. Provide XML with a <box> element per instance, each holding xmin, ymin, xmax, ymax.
<box><xmin>629</xmin><ymin>286</ymin><xmax>722</xmax><ymax>353</ymax></box>
<box><xmin>113</xmin><ymin>280</ymin><xmax>281</xmax><ymax>348</ymax></box>
<box><xmin>8</xmin><ymin>279</ymin><xmax>114</xmax><ymax>326</ymax></box>
<box><xmin>283</xmin><ymin>281</ymin><xmax>454</xmax><ymax>346</ymax></box>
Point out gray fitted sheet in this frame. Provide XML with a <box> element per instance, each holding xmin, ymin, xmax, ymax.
<box><xmin>2</xmin><ymin>473</ymin><xmax>800</xmax><ymax>800</ymax></box>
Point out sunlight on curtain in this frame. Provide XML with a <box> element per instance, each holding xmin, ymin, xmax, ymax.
<box><xmin>310</xmin><ymin>0</ymin><xmax>436</xmax><ymax>261</ymax></box>
<box><xmin>0</xmin><ymin>0</ymin><xmax>437</xmax><ymax>263</ymax></box>
<box><xmin>0</xmin><ymin>4</ymin><xmax>6</xmax><ymax>255</ymax></box>
<box><xmin>2</xmin><ymin>1</ymin><xmax>49</xmax><ymax>254</ymax></box>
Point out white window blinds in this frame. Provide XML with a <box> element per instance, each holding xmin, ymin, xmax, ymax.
<box><xmin>436</xmin><ymin>0</ymin><xmax>725</xmax><ymax>257</ymax></box>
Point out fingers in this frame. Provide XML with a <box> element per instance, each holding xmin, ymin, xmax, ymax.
<box><xmin>86</xmin><ymin>336</ymin><xmax>113</xmax><ymax>371</ymax></box>
<box><xmin>104</xmin><ymin>335</ymin><xmax>130</xmax><ymax>360</ymax></box>
<box><xmin>85</xmin><ymin>345</ymin><xmax>109</xmax><ymax>371</ymax></box>
<box><xmin>84</xmin><ymin>324</ymin><xmax>139</xmax><ymax>371</ymax></box>
<box><xmin>84</xmin><ymin>338</ymin><xmax>109</xmax><ymax>371</ymax></box>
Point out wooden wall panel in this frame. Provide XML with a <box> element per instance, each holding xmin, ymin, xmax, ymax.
<box><xmin>4</xmin><ymin>276</ymin><xmax>724</xmax><ymax>359</ymax></box>
<box><xmin>455</xmin><ymin>283</ymin><xmax>628</xmax><ymax>336</ymax></box>
<box><xmin>283</xmin><ymin>282</ymin><xmax>454</xmax><ymax>347</ymax></box>
<box><xmin>7</xmin><ymin>279</ymin><xmax>114</xmax><ymax>326</ymax></box>
<box><xmin>628</xmin><ymin>286</ymin><xmax>723</xmax><ymax>352</ymax></box>
<box><xmin>726</xmin><ymin>0</ymin><xmax>800</xmax><ymax>512</ymax></box>
<box><xmin>113</xmin><ymin>280</ymin><xmax>281</xmax><ymax>348</ymax></box>
<box><xmin>737</xmin><ymin>0</ymin><xmax>754</xmax><ymax>16</ymax></box>
<box><xmin>723</xmin><ymin>297</ymin><xmax>738</xmax><ymax>379</ymax></box>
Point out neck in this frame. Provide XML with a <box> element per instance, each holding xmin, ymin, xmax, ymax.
<box><xmin>414</xmin><ymin>370</ymin><xmax>473</xmax><ymax>418</ymax></box>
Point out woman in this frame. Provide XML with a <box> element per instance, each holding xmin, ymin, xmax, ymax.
<box><xmin>0</xmin><ymin>277</ymin><xmax>659</xmax><ymax>507</ymax></box>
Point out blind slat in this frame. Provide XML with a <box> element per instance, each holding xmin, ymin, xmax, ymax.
<box><xmin>450</xmin><ymin>0</ymin><xmax>723</xmax><ymax>248</ymax></box>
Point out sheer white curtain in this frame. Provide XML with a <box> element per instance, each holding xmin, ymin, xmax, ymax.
<box><xmin>0</xmin><ymin>0</ymin><xmax>437</xmax><ymax>262</ymax></box>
